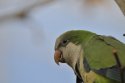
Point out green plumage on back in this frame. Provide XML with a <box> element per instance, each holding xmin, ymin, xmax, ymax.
<box><xmin>84</xmin><ymin>35</ymin><xmax>125</xmax><ymax>69</ymax></box>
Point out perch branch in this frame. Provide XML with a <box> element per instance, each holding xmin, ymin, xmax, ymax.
<box><xmin>115</xmin><ymin>0</ymin><xmax>125</xmax><ymax>16</ymax></box>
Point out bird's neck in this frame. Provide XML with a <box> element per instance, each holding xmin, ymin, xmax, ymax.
<box><xmin>65</xmin><ymin>43</ymin><xmax>83</xmax><ymax>71</ymax></box>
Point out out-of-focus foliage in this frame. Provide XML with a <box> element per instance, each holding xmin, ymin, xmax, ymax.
<box><xmin>0</xmin><ymin>0</ymin><xmax>55</xmax><ymax>83</ymax></box>
<box><xmin>0</xmin><ymin>0</ymin><xmax>55</xmax><ymax>19</ymax></box>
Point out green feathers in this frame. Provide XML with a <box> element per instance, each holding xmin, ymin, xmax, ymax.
<box><xmin>84</xmin><ymin>35</ymin><xmax>125</xmax><ymax>69</ymax></box>
<box><xmin>59</xmin><ymin>30</ymin><xmax>96</xmax><ymax>45</ymax></box>
<box><xmin>55</xmin><ymin>30</ymin><xmax>125</xmax><ymax>83</ymax></box>
<box><xmin>84</xmin><ymin>35</ymin><xmax>125</xmax><ymax>82</ymax></box>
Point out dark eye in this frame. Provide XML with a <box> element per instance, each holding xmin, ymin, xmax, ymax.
<box><xmin>61</xmin><ymin>39</ymin><xmax>69</xmax><ymax>46</ymax></box>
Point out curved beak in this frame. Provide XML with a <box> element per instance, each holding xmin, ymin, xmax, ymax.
<box><xmin>54</xmin><ymin>50</ymin><xmax>62</xmax><ymax>65</ymax></box>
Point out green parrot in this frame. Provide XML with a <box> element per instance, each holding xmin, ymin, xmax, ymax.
<box><xmin>54</xmin><ymin>30</ymin><xmax>125</xmax><ymax>83</ymax></box>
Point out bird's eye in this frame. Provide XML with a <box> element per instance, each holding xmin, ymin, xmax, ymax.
<box><xmin>61</xmin><ymin>39</ymin><xmax>69</xmax><ymax>46</ymax></box>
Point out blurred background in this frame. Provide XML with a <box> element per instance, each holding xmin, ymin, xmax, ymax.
<box><xmin>0</xmin><ymin>0</ymin><xmax>125</xmax><ymax>83</ymax></box>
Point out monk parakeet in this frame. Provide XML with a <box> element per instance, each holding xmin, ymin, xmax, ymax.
<box><xmin>54</xmin><ymin>30</ymin><xmax>125</xmax><ymax>83</ymax></box>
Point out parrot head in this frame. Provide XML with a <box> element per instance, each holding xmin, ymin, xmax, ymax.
<box><xmin>54</xmin><ymin>30</ymin><xmax>95</xmax><ymax>68</ymax></box>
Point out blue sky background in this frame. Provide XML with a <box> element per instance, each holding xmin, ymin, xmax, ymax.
<box><xmin>0</xmin><ymin>0</ymin><xmax>125</xmax><ymax>83</ymax></box>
